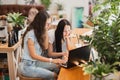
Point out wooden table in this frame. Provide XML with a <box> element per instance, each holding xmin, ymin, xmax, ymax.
<box><xmin>57</xmin><ymin>28</ymin><xmax>92</xmax><ymax>80</ymax></box>
<box><xmin>57</xmin><ymin>67</ymin><xmax>90</xmax><ymax>80</ymax></box>
<box><xmin>0</xmin><ymin>40</ymin><xmax>22</xmax><ymax>80</ymax></box>
<box><xmin>71</xmin><ymin>28</ymin><xmax>92</xmax><ymax>45</ymax></box>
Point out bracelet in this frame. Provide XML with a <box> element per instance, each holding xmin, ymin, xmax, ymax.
<box><xmin>49</xmin><ymin>58</ymin><xmax>53</xmax><ymax>63</ymax></box>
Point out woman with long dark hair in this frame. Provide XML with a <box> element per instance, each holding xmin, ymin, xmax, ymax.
<box><xmin>18</xmin><ymin>10</ymin><xmax>66</xmax><ymax>80</ymax></box>
<box><xmin>48</xmin><ymin>19</ymin><xmax>74</xmax><ymax>59</ymax></box>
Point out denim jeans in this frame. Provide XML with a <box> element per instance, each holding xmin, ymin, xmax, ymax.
<box><xmin>18</xmin><ymin>59</ymin><xmax>60</xmax><ymax>80</ymax></box>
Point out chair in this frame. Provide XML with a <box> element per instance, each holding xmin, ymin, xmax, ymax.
<box><xmin>17</xmin><ymin>43</ymin><xmax>44</xmax><ymax>80</ymax></box>
<box><xmin>18</xmin><ymin>73</ymin><xmax>44</xmax><ymax>80</ymax></box>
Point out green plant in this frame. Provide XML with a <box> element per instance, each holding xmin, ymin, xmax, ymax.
<box><xmin>79</xmin><ymin>35</ymin><xmax>92</xmax><ymax>43</ymax></box>
<box><xmin>7</xmin><ymin>12</ymin><xmax>25</xmax><ymax>29</ymax></box>
<box><xmin>41</xmin><ymin>0</ymin><xmax>51</xmax><ymax>10</ymax></box>
<box><xmin>56</xmin><ymin>3</ymin><xmax>64</xmax><ymax>11</ymax></box>
<box><xmin>81</xmin><ymin>60</ymin><xmax>118</xmax><ymax>80</ymax></box>
<box><xmin>80</xmin><ymin>0</ymin><xmax>120</xmax><ymax>79</ymax></box>
<box><xmin>91</xmin><ymin>0</ymin><xmax>120</xmax><ymax>65</ymax></box>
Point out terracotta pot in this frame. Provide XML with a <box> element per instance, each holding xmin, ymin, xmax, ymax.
<box><xmin>86</xmin><ymin>20</ymin><xmax>94</xmax><ymax>27</ymax></box>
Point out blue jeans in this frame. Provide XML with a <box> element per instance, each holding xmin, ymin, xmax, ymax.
<box><xmin>18</xmin><ymin>59</ymin><xmax>60</xmax><ymax>80</ymax></box>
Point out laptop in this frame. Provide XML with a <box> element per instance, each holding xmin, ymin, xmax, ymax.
<box><xmin>61</xmin><ymin>45</ymin><xmax>91</xmax><ymax>69</ymax></box>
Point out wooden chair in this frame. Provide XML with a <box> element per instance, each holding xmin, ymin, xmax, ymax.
<box><xmin>17</xmin><ymin>44</ymin><xmax>44</xmax><ymax>80</ymax></box>
<box><xmin>18</xmin><ymin>73</ymin><xmax>44</xmax><ymax>80</ymax></box>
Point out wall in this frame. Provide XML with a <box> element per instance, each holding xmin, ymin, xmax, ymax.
<box><xmin>17</xmin><ymin>0</ymin><xmax>40</xmax><ymax>5</ymax></box>
<box><xmin>0</xmin><ymin>0</ymin><xmax>17</xmax><ymax>4</ymax></box>
<box><xmin>1</xmin><ymin>0</ymin><xmax>89</xmax><ymax>22</ymax></box>
<box><xmin>65</xmin><ymin>0</ymin><xmax>89</xmax><ymax>22</ymax></box>
<box><xmin>0</xmin><ymin>0</ymin><xmax>40</xmax><ymax>5</ymax></box>
<box><xmin>51</xmin><ymin>0</ymin><xmax>89</xmax><ymax>23</ymax></box>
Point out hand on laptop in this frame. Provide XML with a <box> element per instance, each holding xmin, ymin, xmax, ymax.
<box><xmin>80</xmin><ymin>60</ymin><xmax>87</xmax><ymax>64</ymax></box>
<box><xmin>62</xmin><ymin>51</ymin><xmax>69</xmax><ymax>63</ymax></box>
<box><xmin>72</xmin><ymin>61</ymin><xmax>79</xmax><ymax>66</ymax></box>
<box><xmin>72</xmin><ymin>59</ymin><xmax>88</xmax><ymax>66</ymax></box>
<box><xmin>52</xmin><ymin>58</ymin><xmax>67</xmax><ymax>64</ymax></box>
<box><xmin>62</xmin><ymin>55</ymin><xmax>68</xmax><ymax>63</ymax></box>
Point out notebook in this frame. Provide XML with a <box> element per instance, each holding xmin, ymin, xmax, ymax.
<box><xmin>61</xmin><ymin>45</ymin><xmax>91</xmax><ymax>69</ymax></box>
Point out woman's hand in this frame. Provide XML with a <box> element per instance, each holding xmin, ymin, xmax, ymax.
<box><xmin>63</xmin><ymin>30</ymin><xmax>71</xmax><ymax>39</ymax></box>
<box><xmin>52</xmin><ymin>59</ymin><xmax>67</xmax><ymax>64</ymax></box>
<box><xmin>62</xmin><ymin>55</ymin><xmax>68</xmax><ymax>63</ymax></box>
<box><xmin>63</xmin><ymin>25</ymin><xmax>71</xmax><ymax>39</ymax></box>
<box><xmin>62</xmin><ymin>51</ymin><xmax>69</xmax><ymax>62</ymax></box>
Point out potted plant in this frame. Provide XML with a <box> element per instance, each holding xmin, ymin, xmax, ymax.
<box><xmin>56</xmin><ymin>2</ymin><xmax>64</xmax><ymax>11</ymax></box>
<box><xmin>55</xmin><ymin>0</ymin><xmax>64</xmax><ymax>18</ymax></box>
<box><xmin>40</xmin><ymin>0</ymin><xmax>51</xmax><ymax>10</ymax></box>
<box><xmin>80</xmin><ymin>0</ymin><xmax>120</xmax><ymax>79</ymax></box>
<box><xmin>7</xmin><ymin>12</ymin><xmax>25</xmax><ymax>29</ymax></box>
<box><xmin>81</xmin><ymin>59</ymin><xmax>119</xmax><ymax>80</ymax></box>
<box><xmin>7</xmin><ymin>12</ymin><xmax>25</xmax><ymax>42</ymax></box>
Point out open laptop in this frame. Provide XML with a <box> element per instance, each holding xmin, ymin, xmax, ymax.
<box><xmin>61</xmin><ymin>45</ymin><xmax>91</xmax><ymax>69</ymax></box>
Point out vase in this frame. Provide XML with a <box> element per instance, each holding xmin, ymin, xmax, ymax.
<box><xmin>58</xmin><ymin>10</ymin><xmax>65</xmax><ymax>18</ymax></box>
<box><xmin>91</xmin><ymin>75</ymin><xmax>105</xmax><ymax>80</ymax></box>
<box><xmin>103</xmin><ymin>72</ymin><xmax>120</xmax><ymax>80</ymax></box>
<box><xmin>13</xmin><ymin>26</ymin><xmax>22</xmax><ymax>42</ymax></box>
<box><xmin>94</xmin><ymin>77</ymin><xmax>105</xmax><ymax>80</ymax></box>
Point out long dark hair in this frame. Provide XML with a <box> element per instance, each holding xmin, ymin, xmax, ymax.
<box><xmin>22</xmin><ymin>10</ymin><xmax>50</xmax><ymax>50</ymax></box>
<box><xmin>55</xmin><ymin>19</ymin><xmax>71</xmax><ymax>52</ymax></box>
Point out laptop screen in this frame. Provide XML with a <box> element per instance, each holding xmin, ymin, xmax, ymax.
<box><xmin>63</xmin><ymin>45</ymin><xmax>91</xmax><ymax>68</ymax></box>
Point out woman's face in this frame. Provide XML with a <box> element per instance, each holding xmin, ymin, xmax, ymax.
<box><xmin>45</xmin><ymin>18</ymin><xmax>51</xmax><ymax>30</ymax></box>
<box><xmin>63</xmin><ymin>25</ymin><xmax>71</xmax><ymax>37</ymax></box>
<box><xmin>28</xmin><ymin>8</ymin><xmax>38</xmax><ymax>22</ymax></box>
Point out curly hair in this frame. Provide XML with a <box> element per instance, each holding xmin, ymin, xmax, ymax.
<box><xmin>22</xmin><ymin>10</ymin><xmax>50</xmax><ymax>50</ymax></box>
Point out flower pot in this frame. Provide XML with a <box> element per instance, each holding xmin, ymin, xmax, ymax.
<box><xmin>58</xmin><ymin>10</ymin><xmax>65</xmax><ymax>18</ymax></box>
<box><xmin>91</xmin><ymin>75</ymin><xmax>105</xmax><ymax>80</ymax></box>
<box><xmin>13</xmin><ymin>26</ymin><xmax>22</xmax><ymax>42</ymax></box>
<box><xmin>104</xmin><ymin>72</ymin><xmax>120</xmax><ymax>80</ymax></box>
<box><xmin>86</xmin><ymin>20</ymin><xmax>94</xmax><ymax>27</ymax></box>
<box><xmin>91</xmin><ymin>76</ymin><xmax>105</xmax><ymax>80</ymax></box>
<box><xmin>91</xmin><ymin>72</ymin><xmax>120</xmax><ymax>80</ymax></box>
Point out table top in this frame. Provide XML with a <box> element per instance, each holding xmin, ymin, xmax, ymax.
<box><xmin>71</xmin><ymin>28</ymin><xmax>92</xmax><ymax>46</ymax></box>
<box><xmin>72</xmin><ymin>28</ymin><xmax>92</xmax><ymax>35</ymax></box>
<box><xmin>0</xmin><ymin>39</ymin><xmax>22</xmax><ymax>52</ymax></box>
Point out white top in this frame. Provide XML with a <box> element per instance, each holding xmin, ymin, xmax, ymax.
<box><xmin>48</xmin><ymin>29</ymin><xmax>67</xmax><ymax>52</ymax></box>
<box><xmin>48</xmin><ymin>29</ymin><xmax>55</xmax><ymax>44</ymax></box>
